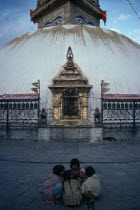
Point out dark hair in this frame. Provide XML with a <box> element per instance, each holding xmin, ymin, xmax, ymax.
<box><xmin>70</xmin><ymin>158</ymin><xmax>80</xmax><ymax>169</ymax></box>
<box><xmin>63</xmin><ymin>170</ymin><xmax>73</xmax><ymax>190</ymax></box>
<box><xmin>63</xmin><ymin>170</ymin><xmax>72</xmax><ymax>180</ymax></box>
<box><xmin>86</xmin><ymin>166</ymin><xmax>95</xmax><ymax>177</ymax></box>
<box><xmin>53</xmin><ymin>165</ymin><xmax>65</xmax><ymax>176</ymax></box>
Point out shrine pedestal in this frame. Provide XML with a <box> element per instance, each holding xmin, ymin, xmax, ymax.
<box><xmin>38</xmin><ymin>126</ymin><xmax>103</xmax><ymax>142</ymax></box>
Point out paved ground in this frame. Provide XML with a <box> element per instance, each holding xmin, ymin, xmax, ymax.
<box><xmin>0</xmin><ymin>139</ymin><xmax>140</xmax><ymax>210</ymax></box>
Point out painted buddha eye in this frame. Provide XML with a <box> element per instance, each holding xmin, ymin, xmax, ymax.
<box><xmin>76</xmin><ymin>16</ymin><xmax>86</xmax><ymax>25</ymax></box>
<box><xmin>53</xmin><ymin>16</ymin><xmax>63</xmax><ymax>25</ymax></box>
<box><xmin>44</xmin><ymin>22</ymin><xmax>52</xmax><ymax>27</ymax></box>
<box><xmin>87</xmin><ymin>21</ymin><xmax>94</xmax><ymax>26</ymax></box>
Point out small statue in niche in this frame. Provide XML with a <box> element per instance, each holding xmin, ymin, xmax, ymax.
<box><xmin>94</xmin><ymin>107</ymin><xmax>101</xmax><ymax>123</ymax></box>
<box><xmin>40</xmin><ymin>108</ymin><xmax>47</xmax><ymax>123</ymax></box>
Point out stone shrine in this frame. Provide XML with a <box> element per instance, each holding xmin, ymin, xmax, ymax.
<box><xmin>48</xmin><ymin>46</ymin><xmax>93</xmax><ymax>127</ymax></box>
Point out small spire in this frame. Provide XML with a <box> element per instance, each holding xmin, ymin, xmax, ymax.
<box><xmin>65</xmin><ymin>46</ymin><xmax>76</xmax><ymax>71</ymax></box>
<box><xmin>66</xmin><ymin>46</ymin><xmax>74</xmax><ymax>61</ymax></box>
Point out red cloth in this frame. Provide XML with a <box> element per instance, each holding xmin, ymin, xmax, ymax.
<box><xmin>32</xmin><ymin>19</ymin><xmax>38</xmax><ymax>24</ymax></box>
<box><xmin>30</xmin><ymin>10</ymin><xmax>38</xmax><ymax>24</ymax></box>
<box><xmin>30</xmin><ymin>10</ymin><xmax>33</xmax><ymax>16</ymax></box>
<box><xmin>100</xmin><ymin>9</ymin><xmax>107</xmax><ymax>25</ymax></box>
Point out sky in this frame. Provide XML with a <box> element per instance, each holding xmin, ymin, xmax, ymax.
<box><xmin>0</xmin><ymin>0</ymin><xmax>140</xmax><ymax>48</ymax></box>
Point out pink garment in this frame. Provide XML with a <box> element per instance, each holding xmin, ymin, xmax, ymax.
<box><xmin>43</xmin><ymin>174</ymin><xmax>63</xmax><ymax>202</ymax></box>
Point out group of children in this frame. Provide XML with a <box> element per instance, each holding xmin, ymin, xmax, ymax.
<box><xmin>43</xmin><ymin>158</ymin><xmax>101</xmax><ymax>208</ymax></box>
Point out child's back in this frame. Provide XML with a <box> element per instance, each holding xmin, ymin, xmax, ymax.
<box><xmin>82</xmin><ymin>174</ymin><xmax>101</xmax><ymax>198</ymax></box>
<box><xmin>43</xmin><ymin>173</ymin><xmax>62</xmax><ymax>202</ymax></box>
<box><xmin>63</xmin><ymin>170</ymin><xmax>82</xmax><ymax>206</ymax></box>
<box><xmin>43</xmin><ymin>165</ymin><xmax>65</xmax><ymax>203</ymax></box>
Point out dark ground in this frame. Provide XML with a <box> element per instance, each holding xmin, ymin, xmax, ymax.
<box><xmin>0</xmin><ymin>138</ymin><xmax>140</xmax><ymax>210</ymax></box>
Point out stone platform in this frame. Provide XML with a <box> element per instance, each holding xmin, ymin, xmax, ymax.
<box><xmin>38</xmin><ymin>126</ymin><xmax>103</xmax><ymax>141</ymax></box>
<box><xmin>0</xmin><ymin>127</ymin><xmax>140</xmax><ymax>142</ymax></box>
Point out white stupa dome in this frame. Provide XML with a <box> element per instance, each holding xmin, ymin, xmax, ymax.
<box><xmin>0</xmin><ymin>25</ymin><xmax>140</xmax><ymax>109</ymax></box>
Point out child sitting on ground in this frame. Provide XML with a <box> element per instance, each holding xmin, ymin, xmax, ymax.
<box><xmin>82</xmin><ymin>166</ymin><xmax>101</xmax><ymax>208</ymax></box>
<box><xmin>43</xmin><ymin>165</ymin><xmax>65</xmax><ymax>204</ymax></box>
<box><xmin>63</xmin><ymin>170</ymin><xmax>82</xmax><ymax>206</ymax></box>
<box><xmin>70</xmin><ymin>158</ymin><xmax>80</xmax><ymax>179</ymax></box>
<box><xmin>70</xmin><ymin>159</ymin><xmax>88</xmax><ymax>183</ymax></box>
